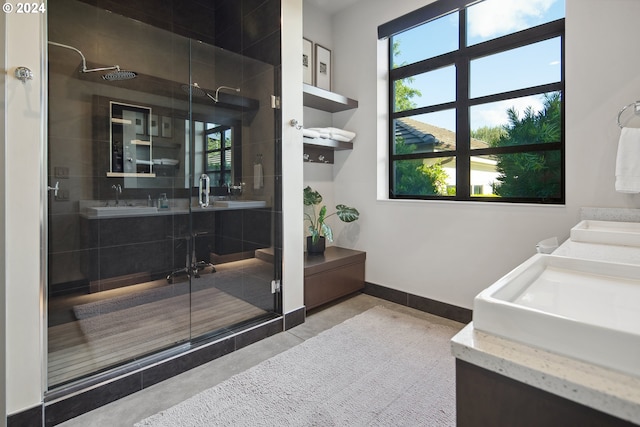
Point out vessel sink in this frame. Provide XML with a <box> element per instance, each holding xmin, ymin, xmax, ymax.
<box><xmin>473</xmin><ymin>254</ymin><xmax>640</xmax><ymax>377</ymax></box>
<box><xmin>212</xmin><ymin>200</ymin><xmax>267</xmax><ymax>208</ymax></box>
<box><xmin>570</xmin><ymin>220</ymin><xmax>640</xmax><ymax>247</ymax></box>
<box><xmin>86</xmin><ymin>206</ymin><xmax>158</xmax><ymax>217</ymax></box>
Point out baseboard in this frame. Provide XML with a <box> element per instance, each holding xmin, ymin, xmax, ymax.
<box><xmin>7</xmin><ymin>404</ymin><xmax>42</xmax><ymax>427</ymax></box>
<box><xmin>283</xmin><ymin>306</ymin><xmax>305</xmax><ymax>330</ymax></box>
<box><xmin>363</xmin><ymin>282</ymin><xmax>472</xmax><ymax>324</ymax></box>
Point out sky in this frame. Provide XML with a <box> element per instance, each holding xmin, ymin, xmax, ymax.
<box><xmin>392</xmin><ymin>0</ymin><xmax>565</xmax><ymax>132</ymax></box>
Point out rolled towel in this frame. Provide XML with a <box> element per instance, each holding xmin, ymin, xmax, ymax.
<box><xmin>302</xmin><ymin>128</ymin><xmax>320</xmax><ymax>139</ymax></box>
<box><xmin>615</xmin><ymin>127</ymin><xmax>640</xmax><ymax>193</ymax></box>
<box><xmin>327</xmin><ymin>127</ymin><xmax>356</xmax><ymax>140</ymax></box>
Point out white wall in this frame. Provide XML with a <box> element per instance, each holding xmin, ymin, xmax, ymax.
<box><xmin>302</xmin><ymin>2</ymin><xmax>358</xmax><ymax>249</ymax></box>
<box><xmin>5</xmin><ymin>11</ymin><xmax>45</xmax><ymax>416</ymax></box>
<box><xmin>322</xmin><ymin>0</ymin><xmax>640</xmax><ymax>309</ymax></box>
<box><xmin>0</xmin><ymin>10</ymin><xmax>6</xmax><ymax>427</ymax></box>
<box><xmin>282</xmin><ymin>0</ymin><xmax>305</xmax><ymax>315</ymax></box>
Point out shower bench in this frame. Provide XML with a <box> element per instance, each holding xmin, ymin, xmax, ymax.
<box><xmin>304</xmin><ymin>246</ymin><xmax>366</xmax><ymax>311</ymax></box>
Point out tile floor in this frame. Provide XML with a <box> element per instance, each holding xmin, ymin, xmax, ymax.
<box><xmin>57</xmin><ymin>293</ymin><xmax>464</xmax><ymax>426</ymax></box>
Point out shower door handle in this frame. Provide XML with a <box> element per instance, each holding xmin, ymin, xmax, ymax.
<box><xmin>199</xmin><ymin>174</ymin><xmax>210</xmax><ymax>208</ymax></box>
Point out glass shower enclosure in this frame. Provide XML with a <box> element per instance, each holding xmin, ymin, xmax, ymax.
<box><xmin>47</xmin><ymin>0</ymin><xmax>281</xmax><ymax>388</ymax></box>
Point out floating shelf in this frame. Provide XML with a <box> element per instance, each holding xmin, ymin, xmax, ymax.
<box><xmin>106</xmin><ymin>172</ymin><xmax>157</xmax><ymax>178</ymax></box>
<box><xmin>303</xmin><ymin>136</ymin><xmax>353</xmax><ymax>150</ymax></box>
<box><xmin>303</xmin><ymin>84</ymin><xmax>358</xmax><ymax>113</ymax></box>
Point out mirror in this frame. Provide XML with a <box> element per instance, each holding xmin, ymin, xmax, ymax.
<box><xmin>97</xmin><ymin>93</ymin><xmax>250</xmax><ymax>195</ymax></box>
<box><xmin>108</xmin><ymin>102</ymin><xmax>155</xmax><ymax>177</ymax></box>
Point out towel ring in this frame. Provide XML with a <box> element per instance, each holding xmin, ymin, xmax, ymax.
<box><xmin>617</xmin><ymin>101</ymin><xmax>640</xmax><ymax>129</ymax></box>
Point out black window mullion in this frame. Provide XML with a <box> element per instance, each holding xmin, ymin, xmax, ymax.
<box><xmin>388</xmin><ymin>38</ymin><xmax>396</xmax><ymax>199</ymax></box>
<box><xmin>469</xmin><ymin>82</ymin><xmax>562</xmax><ymax>106</ymax></box>
<box><xmin>456</xmin><ymin>9</ymin><xmax>470</xmax><ymax>200</ymax></box>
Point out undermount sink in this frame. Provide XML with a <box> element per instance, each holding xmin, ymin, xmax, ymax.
<box><xmin>212</xmin><ymin>200</ymin><xmax>267</xmax><ymax>208</ymax></box>
<box><xmin>86</xmin><ymin>206</ymin><xmax>158</xmax><ymax>217</ymax></box>
<box><xmin>473</xmin><ymin>254</ymin><xmax>640</xmax><ymax>377</ymax></box>
<box><xmin>570</xmin><ymin>220</ymin><xmax>640</xmax><ymax>247</ymax></box>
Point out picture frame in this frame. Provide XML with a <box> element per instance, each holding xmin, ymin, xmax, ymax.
<box><xmin>149</xmin><ymin>114</ymin><xmax>159</xmax><ymax>137</ymax></box>
<box><xmin>315</xmin><ymin>44</ymin><xmax>331</xmax><ymax>91</ymax></box>
<box><xmin>134</xmin><ymin>112</ymin><xmax>146</xmax><ymax>135</ymax></box>
<box><xmin>303</xmin><ymin>38</ymin><xmax>313</xmax><ymax>85</ymax></box>
<box><xmin>161</xmin><ymin>116</ymin><xmax>172</xmax><ymax>138</ymax></box>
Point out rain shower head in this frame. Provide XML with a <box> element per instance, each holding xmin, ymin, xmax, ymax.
<box><xmin>181</xmin><ymin>82</ymin><xmax>210</xmax><ymax>98</ymax></box>
<box><xmin>102</xmin><ymin>69</ymin><xmax>137</xmax><ymax>81</ymax></box>
<box><xmin>48</xmin><ymin>41</ymin><xmax>137</xmax><ymax>80</ymax></box>
<box><xmin>181</xmin><ymin>83</ymin><xmax>240</xmax><ymax>103</ymax></box>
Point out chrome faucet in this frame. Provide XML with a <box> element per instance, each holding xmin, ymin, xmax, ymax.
<box><xmin>111</xmin><ymin>184</ymin><xmax>122</xmax><ymax>206</ymax></box>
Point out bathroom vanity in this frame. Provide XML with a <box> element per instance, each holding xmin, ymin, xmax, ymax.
<box><xmin>80</xmin><ymin>202</ymin><xmax>272</xmax><ymax>292</ymax></box>
<box><xmin>451</xmin><ymin>208</ymin><xmax>640</xmax><ymax>426</ymax></box>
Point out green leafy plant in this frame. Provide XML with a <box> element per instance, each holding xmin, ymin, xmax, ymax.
<box><xmin>304</xmin><ymin>186</ymin><xmax>359</xmax><ymax>244</ymax></box>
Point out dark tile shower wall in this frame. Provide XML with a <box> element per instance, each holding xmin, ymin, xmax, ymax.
<box><xmin>49</xmin><ymin>0</ymin><xmax>282</xmax><ymax>292</ymax></box>
<box><xmin>77</xmin><ymin>0</ymin><xmax>282</xmax><ymax>66</ymax></box>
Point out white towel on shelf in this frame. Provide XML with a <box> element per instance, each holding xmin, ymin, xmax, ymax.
<box><xmin>615</xmin><ymin>127</ymin><xmax>640</xmax><ymax>193</ymax></box>
<box><xmin>327</xmin><ymin>127</ymin><xmax>357</xmax><ymax>141</ymax></box>
<box><xmin>330</xmin><ymin>134</ymin><xmax>352</xmax><ymax>143</ymax></box>
<box><xmin>308</xmin><ymin>127</ymin><xmax>332</xmax><ymax>138</ymax></box>
<box><xmin>254</xmin><ymin>163</ymin><xmax>264</xmax><ymax>190</ymax></box>
<box><xmin>302</xmin><ymin>128</ymin><xmax>320</xmax><ymax>139</ymax></box>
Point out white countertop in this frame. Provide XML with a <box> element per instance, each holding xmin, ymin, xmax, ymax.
<box><xmin>554</xmin><ymin>239</ymin><xmax>640</xmax><ymax>265</ymax></box>
<box><xmin>81</xmin><ymin>205</ymin><xmax>269</xmax><ymax>219</ymax></box>
<box><xmin>451</xmin><ymin>207</ymin><xmax>640</xmax><ymax>424</ymax></box>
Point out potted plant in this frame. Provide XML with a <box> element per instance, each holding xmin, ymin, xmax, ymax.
<box><xmin>303</xmin><ymin>186</ymin><xmax>360</xmax><ymax>254</ymax></box>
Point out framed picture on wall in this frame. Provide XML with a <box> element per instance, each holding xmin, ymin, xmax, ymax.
<box><xmin>303</xmin><ymin>38</ymin><xmax>313</xmax><ymax>85</ymax></box>
<box><xmin>161</xmin><ymin>116</ymin><xmax>172</xmax><ymax>138</ymax></box>
<box><xmin>149</xmin><ymin>114</ymin><xmax>159</xmax><ymax>137</ymax></box>
<box><xmin>315</xmin><ymin>44</ymin><xmax>331</xmax><ymax>91</ymax></box>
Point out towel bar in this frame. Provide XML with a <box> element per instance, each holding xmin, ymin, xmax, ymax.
<box><xmin>617</xmin><ymin>100</ymin><xmax>640</xmax><ymax>128</ymax></box>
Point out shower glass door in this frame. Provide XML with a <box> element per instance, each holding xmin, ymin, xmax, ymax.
<box><xmin>47</xmin><ymin>0</ymin><xmax>280</xmax><ymax>389</ymax></box>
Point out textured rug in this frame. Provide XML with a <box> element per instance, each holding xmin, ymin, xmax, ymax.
<box><xmin>135</xmin><ymin>306</ymin><xmax>459</xmax><ymax>427</ymax></box>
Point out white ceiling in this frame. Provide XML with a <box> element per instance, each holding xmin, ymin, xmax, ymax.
<box><xmin>305</xmin><ymin>0</ymin><xmax>360</xmax><ymax>15</ymax></box>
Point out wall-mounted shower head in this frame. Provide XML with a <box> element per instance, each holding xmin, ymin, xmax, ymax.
<box><xmin>181</xmin><ymin>83</ymin><xmax>240</xmax><ymax>103</ymax></box>
<box><xmin>181</xmin><ymin>82</ymin><xmax>210</xmax><ymax>98</ymax></box>
<box><xmin>102</xmin><ymin>69</ymin><xmax>137</xmax><ymax>81</ymax></box>
<box><xmin>214</xmin><ymin>86</ymin><xmax>241</xmax><ymax>102</ymax></box>
<box><xmin>48</xmin><ymin>41</ymin><xmax>136</xmax><ymax>80</ymax></box>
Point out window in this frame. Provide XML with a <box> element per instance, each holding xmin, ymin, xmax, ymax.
<box><xmin>204</xmin><ymin>124</ymin><xmax>233</xmax><ymax>186</ymax></box>
<box><xmin>192</xmin><ymin>120</ymin><xmax>242</xmax><ymax>191</ymax></box>
<box><xmin>381</xmin><ymin>0</ymin><xmax>565</xmax><ymax>203</ymax></box>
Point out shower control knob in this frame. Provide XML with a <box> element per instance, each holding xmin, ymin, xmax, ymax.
<box><xmin>14</xmin><ymin>66</ymin><xmax>33</xmax><ymax>83</ymax></box>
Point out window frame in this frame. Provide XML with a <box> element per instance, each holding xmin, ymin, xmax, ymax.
<box><xmin>204</xmin><ymin>124</ymin><xmax>234</xmax><ymax>187</ymax></box>
<box><xmin>385</xmin><ymin>1</ymin><xmax>565</xmax><ymax>204</ymax></box>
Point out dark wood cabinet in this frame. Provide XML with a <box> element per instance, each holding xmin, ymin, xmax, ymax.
<box><xmin>456</xmin><ymin>360</ymin><xmax>636</xmax><ymax>427</ymax></box>
<box><xmin>304</xmin><ymin>246</ymin><xmax>365</xmax><ymax>310</ymax></box>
